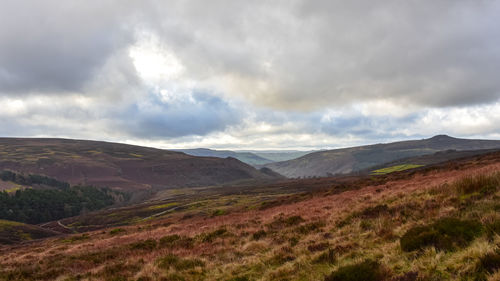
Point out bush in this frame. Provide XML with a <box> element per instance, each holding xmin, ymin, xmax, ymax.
<box><xmin>313</xmin><ymin>249</ymin><xmax>336</xmax><ymax>264</ymax></box>
<box><xmin>455</xmin><ymin>173</ymin><xmax>500</xmax><ymax>196</ymax></box>
<box><xmin>360</xmin><ymin>204</ymin><xmax>390</xmax><ymax>218</ymax></box>
<box><xmin>129</xmin><ymin>239</ymin><xmax>157</xmax><ymax>250</ymax></box>
<box><xmin>295</xmin><ymin>221</ymin><xmax>325</xmax><ymax>235</ymax></box>
<box><xmin>324</xmin><ymin>259</ymin><xmax>386</xmax><ymax>281</ymax></box>
<box><xmin>478</xmin><ymin>252</ymin><xmax>500</xmax><ymax>274</ymax></box>
<box><xmin>159</xmin><ymin>234</ymin><xmax>194</xmax><ymax>249</ymax></box>
<box><xmin>252</xmin><ymin>230</ymin><xmax>267</xmax><ymax>240</ymax></box>
<box><xmin>109</xmin><ymin>228</ymin><xmax>125</xmax><ymax>235</ymax></box>
<box><xmin>400</xmin><ymin>218</ymin><xmax>483</xmax><ymax>252</ymax></box>
<box><xmin>200</xmin><ymin>228</ymin><xmax>228</xmax><ymax>243</ymax></box>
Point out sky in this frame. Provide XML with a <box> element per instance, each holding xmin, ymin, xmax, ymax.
<box><xmin>0</xmin><ymin>0</ymin><xmax>499</xmax><ymax>150</ymax></box>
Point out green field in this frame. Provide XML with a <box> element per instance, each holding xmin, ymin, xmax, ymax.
<box><xmin>371</xmin><ymin>164</ymin><xmax>424</xmax><ymax>175</ymax></box>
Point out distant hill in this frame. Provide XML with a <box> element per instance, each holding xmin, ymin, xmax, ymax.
<box><xmin>0</xmin><ymin>138</ymin><xmax>283</xmax><ymax>191</ymax></box>
<box><xmin>245</xmin><ymin>150</ymin><xmax>315</xmax><ymax>162</ymax></box>
<box><xmin>173</xmin><ymin>148</ymin><xmax>273</xmax><ymax>166</ymax></box>
<box><xmin>263</xmin><ymin>135</ymin><xmax>500</xmax><ymax>178</ymax></box>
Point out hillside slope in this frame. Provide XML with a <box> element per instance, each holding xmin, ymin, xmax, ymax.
<box><xmin>0</xmin><ymin>138</ymin><xmax>282</xmax><ymax>191</ymax></box>
<box><xmin>1</xmin><ymin>150</ymin><xmax>499</xmax><ymax>280</ymax></box>
<box><xmin>173</xmin><ymin>148</ymin><xmax>273</xmax><ymax>166</ymax></box>
<box><xmin>264</xmin><ymin>135</ymin><xmax>500</xmax><ymax>178</ymax></box>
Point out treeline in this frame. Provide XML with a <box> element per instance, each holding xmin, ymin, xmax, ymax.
<box><xmin>0</xmin><ymin>186</ymin><xmax>119</xmax><ymax>224</ymax></box>
<box><xmin>0</xmin><ymin>170</ymin><xmax>70</xmax><ymax>189</ymax></box>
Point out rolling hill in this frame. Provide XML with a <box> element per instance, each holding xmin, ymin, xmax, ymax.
<box><xmin>0</xmin><ymin>138</ymin><xmax>283</xmax><ymax>192</ymax></box>
<box><xmin>263</xmin><ymin>135</ymin><xmax>500</xmax><ymax>178</ymax></box>
<box><xmin>173</xmin><ymin>148</ymin><xmax>274</xmax><ymax>166</ymax></box>
<box><xmin>1</xmin><ymin>148</ymin><xmax>500</xmax><ymax>280</ymax></box>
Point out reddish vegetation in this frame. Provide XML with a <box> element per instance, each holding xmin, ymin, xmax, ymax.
<box><xmin>1</xmin><ymin>151</ymin><xmax>499</xmax><ymax>280</ymax></box>
<box><xmin>0</xmin><ymin>138</ymin><xmax>282</xmax><ymax>192</ymax></box>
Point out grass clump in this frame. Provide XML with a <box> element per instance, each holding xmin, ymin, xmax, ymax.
<box><xmin>109</xmin><ymin>228</ymin><xmax>125</xmax><ymax>235</ymax></box>
<box><xmin>478</xmin><ymin>252</ymin><xmax>500</xmax><ymax>274</ymax></box>
<box><xmin>400</xmin><ymin>217</ymin><xmax>483</xmax><ymax>252</ymax></box>
<box><xmin>157</xmin><ymin>254</ymin><xmax>204</xmax><ymax>271</ymax></box>
<box><xmin>129</xmin><ymin>238</ymin><xmax>157</xmax><ymax>250</ymax></box>
<box><xmin>295</xmin><ymin>221</ymin><xmax>325</xmax><ymax>235</ymax></box>
<box><xmin>313</xmin><ymin>249</ymin><xmax>336</xmax><ymax>264</ymax></box>
<box><xmin>200</xmin><ymin>227</ymin><xmax>228</xmax><ymax>243</ymax></box>
<box><xmin>159</xmin><ymin>234</ymin><xmax>194</xmax><ymax>249</ymax></box>
<box><xmin>455</xmin><ymin>172</ymin><xmax>500</xmax><ymax>196</ymax></box>
<box><xmin>252</xmin><ymin>230</ymin><xmax>267</xmax><ymax>240</ymax></box>
<box><xmin>324</xmin><ymin>259</ymin><xmax>386</xmax><ymax>281</ymax></box>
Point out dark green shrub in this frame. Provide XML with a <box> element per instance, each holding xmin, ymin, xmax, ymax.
<box><xmin>324</xmin><ymin>259</ymin><xmax>385</xmax><ymax>281</ymax></box>
<box><xmin>486</xmin><ymin>220</ymin><xmax>500</xmax><ymax>240</ymax></box>
<box><xmin>200</xmin><ymin>227</ymin><xmax>228</xmax><ymax>243</ymax></box>
<box><xmin>228</xmin><ymin>277</ymin><xmax>249</xmax><ymax>281</ymax></box>
<box><xmin>313</xmin><ymin>249</ymin><xmax>336</xmax><ymax>264</ymax></box>
<box><xmin>308</xmin><ymin>242</ymin><xmax>329</xmax><ymax>252</ymax></box>
<box><xmin>289</xmin><ymin>236</ymin><xmax>299</xmax><ymax>247</ymax></box>
<box><xmin>400</xmin><ymin>218</ymin><xmax>483</xmax><ymax>252</ymax></box>
<box><xmin>478</xmin><ymin>252</ymin><xmax>500</xmax><ymax>273</ymax></box>
<box><xmin>109</xmin><ymin>228</ymin><xmax>125</xmax><ymax>235</ymax></box>
<box><xmin>159</xmin><ymin>234</ymin><xmax>195</xmax><ymax>249</ymax></box>
<box><xmin>129</xmin><ymin>239</ymin><xmax>157</xmax><ymax>250</ymax></box>
<box><xmin>252</xmin><ymin>230</ymin><xmax>267</xmax><ymax>240</ymax></box>
<box><xmin>360</xmin><ymin>204</ymin><xmax>390</xmax><ymax>218</ymax></box>
<box><xmin>269</xmin><ymin>247</ymin><xmax>295</xmax><ymax>266</ymax></box>
<box><xmin>295</xmin><ymin>221</ymin><xmax>325</xmax><ymax>235</ymax></box>
<box><xmin>284</xmin><ymin>215</ymin><xmax>305</xmax><ymax>226</ymax></box>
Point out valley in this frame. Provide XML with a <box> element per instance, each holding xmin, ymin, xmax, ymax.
<box><xmin>0</xmin><ymin>138</ymin><xmax>499</xmax><ymax>280</ymax></box>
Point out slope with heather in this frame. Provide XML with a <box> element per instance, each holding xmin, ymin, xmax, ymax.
<box><xmin>0</xmin><ymin>138</ymin><xmax>283</xmax><ymax>192</ymax></box>
<box><xmin>264</xmin><ymin>135</ymin><xmax>500</xmax><ymax>178</ymax></box>
<box><xmin>1</xmin><ymin>150</ymin><xmax>499</xmax><ymax>281</ymax></box>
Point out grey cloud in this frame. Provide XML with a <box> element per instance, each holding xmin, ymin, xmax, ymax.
<box><xmin>144</xmin><ymin>0</ymin><xmax>500</xmax><ymax>109</ymax></box>
<box><xmin>0</xmin><ymin>1</ymin><xmax>139</xmax><ymax>94</ymax></box>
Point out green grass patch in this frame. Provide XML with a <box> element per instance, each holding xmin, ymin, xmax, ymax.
<box><xmin>324</xmin><ymin>259</ymin><xmax>386</xmax><ymax>281</ymax></box>
<box><xmin>147</xmin><ymin>202</ymin><xmax>179</xmax><ymax>210</ymax></box>
<box><xmin>371</xmin><ymin>164</ymin><xmax>424</xmax><ymax>175</ymax></box>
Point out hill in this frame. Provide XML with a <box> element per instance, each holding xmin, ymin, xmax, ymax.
<box><xmin>0</xmin><ymin>138</ymin><xmax>283</xmax><ymax>192</ymax></box>
<box><xmin>173</xmin><ymin>148</ymin><xmax>274</xmax><ymax>166</ymax></box>
<box><xmin>0</xmin><ymin>219</ymin><xmax>59</xmax><ymax>244</ymax></box>
<box><xmin>246</xmin><ymin>150</ymin><xmax>315</xmax><ymax>162</ymax></box>
<box><xmin>1</xmin><ymin>149</ymin><xmax>499</xmax><ymax>280</ymax></box>
<box><xmin>263</xmin><ymin>135</ymin><xmax>500</xmax><ymax>178</ymax></box>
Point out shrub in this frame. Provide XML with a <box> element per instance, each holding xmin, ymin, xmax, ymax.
<box><xmin>313</xmin><ymin>249</ymin><xmax>336</xmax><ymax>264</ymax></box>
<box><xmin>269</xmin><ymin>247</ymin><xmax>296</xmax><ymax>266</ymax></box>
<box><xmin>159</xmin><ymin>234</ymin><xmax>194</xmax><ymax>248</ymax></box>
<box><xmin>252</xmin><ymin>230</ymin><xmax>267</xmax><ymax>240</ymax></box>
<box><xmin>267</xmin><ymin>215</ymin><xmax>305</xmax><ymax>230</ymax></box>
<box><xmin>478</xmin><ymin>252</ymin><xmax>500</xmax><ymax>274</ymax></box>
<box><xmin>308</xmin><ymin>242</ymin><xmax>329</xmax><ymax>252</ymax></box>
<box><xmin>455</xmin><ymin>173</ymin><xmax>500</xmax><ymax>196</ymax></box>
<box><xmin>200</xmin><ymin>228</ymin><xmax>228</xmax><ymax>243</ymax></box>
<box><xmin>360</xmin><ymin>204</ymin><xmax>390</xmax><ymax>218</ymax></box>
<box><xmin>159</xmin><ymin>234</ymin><xmax>194</xmax><ymax>249</ymax></box>
<box><xmin>324</xmin><ymin>259</ymin><xmax>386</xmax><ymax>281</ymax></box>
<box><xmin>295</xmin><ymin>221</ymin><xmax>325</xmax><ymax>235</ymax></box>
<box><xmin>157</xmin><ymin>254</ymin><xmax>204</xmax><ymax>271</ymax></box>
<box><xmin>400</xmin><ymin>218</ymin><xmax>483</xmax><ymax>252</ymax></box>
<box><xmin>485</xmin><ymin>220</ymin><xmax>500</xmax><ymax>240</ymax></box>
<box><xmin>109</xmin><ymin>228</ymin><xmax>125</xmax><ymax>235</ymax></box>
<box><xmin>129</xmin><ymin>239</ymin><xmax>157</xmax><ymax>250</ymax></box>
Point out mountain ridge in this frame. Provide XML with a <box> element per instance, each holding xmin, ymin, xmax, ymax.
<box><xmin>263</xmin><ymin>135</ymin><xmax>500</xmax><ymax>178</ymax></box>
<box><xmin>0</xmin><ymin>138</ymin><xmax>283</xmax><ymax>192</ymax></box>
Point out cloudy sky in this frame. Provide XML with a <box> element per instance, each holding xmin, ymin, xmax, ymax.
<box><xmin>1</xmin><ymin>0</ymin><xmax>499</xmax><ymax>150</ymax></box>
